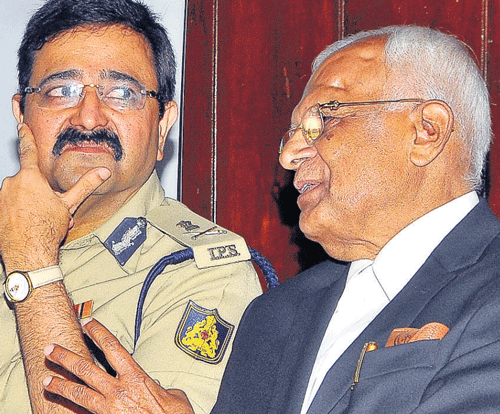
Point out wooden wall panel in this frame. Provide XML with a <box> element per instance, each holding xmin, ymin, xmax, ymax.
<box><xmin>343</xmin><ymin>0</ymin><xmax>486</xmax><ymax>77</ymax></box>
<box><xmin>487</xmin><ymin>0</ymin><xmax>500</xmax><ymax>214</ymax></box>
<box><xmin>344</xmin><ymin>0</ymin><xmax>485</xmax><ymax>59</ymax></box>
<box><xmin>183</xmin><ymin>0</ymin><xmax>498</xmax><ymax>286</ymax></box>
<box><xmin>182</xmin><ymin>0</ymin><xmax>338</xmax><ymax>284</ymax></box>
<box><xmin>215</xmin><ymin>1</ymin><xmax>292</xmax><ymax>281</ymax></box>
<box><xmin>182</xmin><ymin>0</ymin><xmax>216</xmax><ymax>219</ymax></box>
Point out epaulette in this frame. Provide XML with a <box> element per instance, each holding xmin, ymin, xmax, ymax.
<box><xmin>146</xmin><ymin>198</ymin><xmax>251</xmax><ymax>269</ymax></box>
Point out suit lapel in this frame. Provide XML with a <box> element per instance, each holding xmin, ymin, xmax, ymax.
<box><xmin>268</xmin><ymin>261</ymin><xmax>350</xmax><ymax>414</ymax></box>
<box><xmin>307</xmin><ymin>198</ymin><xmax>500</xmax><ymax>414</ymax></box>
<box><xmin>307</xmin><ymin>255</ymin><xmax>451</xmax><ymax>414</ymax></box>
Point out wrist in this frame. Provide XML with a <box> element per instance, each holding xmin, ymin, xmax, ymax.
<box><xmin>1</xmin><ymin>247</ymin><xmax>59</xmax><ymax>275</ymax></box>
<box><xmin>3</xmin><ymin>259</ymin><xmax>59</xmax><ymax>276</ymax></box>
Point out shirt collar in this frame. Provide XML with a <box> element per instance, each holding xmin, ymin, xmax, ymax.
<box><xmin>62</xmin><ymin>171</ymin><xmax>164</xmax><ymax>250</ymax></box>
<box><xmin>346</xmin><ymin>259</ymin><xmax>373</xmax><ymax>282</ymax></box>
<box><xmin>372</xmin><ymin>191</ymin><xmax>479</xmax><ymax>300</ymax></box>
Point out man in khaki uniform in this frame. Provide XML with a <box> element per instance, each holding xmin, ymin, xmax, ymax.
<box><xmin>0</xmin><ymin>0</ymin><xmax>262</xmax><ymax>413</ymax></box>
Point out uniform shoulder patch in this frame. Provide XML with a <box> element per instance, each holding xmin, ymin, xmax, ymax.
<box><xmin>104</xmin><ymin>217</ymin><xmax>147</xmax><ymax>266</ymax></box>
<box><xmin>147</xmin><ymin>200</ymin><xmax>251</xmax><ymax>268</ymax></box>
<box><xmin>175</xmin><ymin>300</ymin><xmax>234</xmax><ymax>364</ymax></box>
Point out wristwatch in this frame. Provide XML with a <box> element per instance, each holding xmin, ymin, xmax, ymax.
<box><xmin>4</xmin><ymin>265</ymin><xmax>64</xmax><ymax>303</ymax></box>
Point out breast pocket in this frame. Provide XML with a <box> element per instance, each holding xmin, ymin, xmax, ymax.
<box><xmin>347</xmin><ymin>340</ymin><xmax>442</xmax><ymax>414</ymax></box>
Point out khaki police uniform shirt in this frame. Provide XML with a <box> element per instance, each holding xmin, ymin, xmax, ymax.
<box><xmin>0</xmin><ymin>172</ymin><xmax>262</xmax><ymax>413</ymax></box>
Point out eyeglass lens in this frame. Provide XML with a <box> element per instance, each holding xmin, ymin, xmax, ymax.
<box><xmin>279</xmin><ymin>98</ymin><xmax>426</xmax><ymax>154</ymax></box>
<box><xmin>27</xmin><ymin>80</ymin><xmax>151</xmax><ymax>111</ymax></box>
<box><xmin>281</xmin><ymin>105</ymin><xmax>324</xmax><ymax>150</ymax></box>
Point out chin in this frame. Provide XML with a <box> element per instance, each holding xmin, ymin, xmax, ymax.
<box><xmin>53</xmin><ymin>172</ymin><xmax>108</xmax><ymax>194</ymax></box>
<box><xmin>49</xmin><ymin>176</ymin><xmax>79</xmax><ymax>193</ymax></box>
<box><xmin>298</xmin><ymin>210</ymin><xmax>322</xmax><ymax>243</ymax></box>
<box><xmin>298</xmin><ymin>210</ymin><xmax>349</xmax><ymax>261</ymax></box>
<box><xmin>52</xmin><ymin>161</ymin><xmax>110</xmax><ymax>191</ymax></box>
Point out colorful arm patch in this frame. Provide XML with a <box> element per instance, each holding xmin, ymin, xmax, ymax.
<box><xmin>175</xmin><ymin>300</ymin><xmax>234</xmax><ymax>364</ymax></box>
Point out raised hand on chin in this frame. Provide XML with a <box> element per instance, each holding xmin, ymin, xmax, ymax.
<box><xmin>0</xmin><ymin>123</ymin><xmax>111</xmax><ymax>272</ymax></box>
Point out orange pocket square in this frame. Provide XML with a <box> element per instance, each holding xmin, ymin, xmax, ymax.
<box><xmin>386</xmin><ymin>322</ymin><xmax>449</xmax><ymax>347</ymax></box>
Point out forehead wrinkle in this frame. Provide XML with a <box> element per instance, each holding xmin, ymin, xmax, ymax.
<box><xmin>292</xmin><ymin>38</ymin><xmax>388</xmax><ymax>126</ymax></box>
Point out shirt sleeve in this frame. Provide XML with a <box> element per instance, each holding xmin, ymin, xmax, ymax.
<box><xmin>131</xmin><ymin>258</ymin><xmax>262</xmax><ymax>414</ymax></box>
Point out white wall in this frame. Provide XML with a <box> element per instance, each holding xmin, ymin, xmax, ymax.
<box><xmin>0</xmin><ymin>0</ymin><xmax>185</xmax><ymax>199</ymax></box>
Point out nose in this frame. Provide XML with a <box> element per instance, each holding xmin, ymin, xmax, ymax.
<box><xmin>68</xmin><ymin>86</ymin><xmax>109</xmax><ymax>131</ymax></box>
<box><xmin>279</xmin><ymin>128</ymin><xmax>318</xmax><ymax>170</ymax></box>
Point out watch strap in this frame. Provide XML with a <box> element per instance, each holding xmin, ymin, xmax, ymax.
<box><xmin>28</xmin><ymin>265</ymin><xmax>64</xmax><ymax>288</ymax></box>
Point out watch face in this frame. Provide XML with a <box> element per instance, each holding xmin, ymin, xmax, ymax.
<box><xmin>4</xmin><ymin>272</ymin><xmax>31</xmax><ymax>302</ymax></box>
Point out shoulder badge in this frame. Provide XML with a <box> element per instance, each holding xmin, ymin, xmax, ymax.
<box><xmin>147</xmin><ymin>200</ymin><xmax>251</xmax><ymax>268</ymax></box>
<box><xmin>175</xmin><ymin>300</ymin><xmax>234</xmax><ymax>364</ymax></box>
<box><xmin>104</xmin><ymin>217</ymin><xmax>147</xmax><ymax>265</ymax></box>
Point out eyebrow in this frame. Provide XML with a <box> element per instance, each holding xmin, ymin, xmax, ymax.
<box><xmin>37</xmin><ymin>69</ymin><xmax>83</xmax><ymax>88</ymax></box>
<box><xmin>35</xmin><ymin>69</ymin><xmax>147</xmax><ymax>90</ymax></box>
<box><xmin>101</xmin><ymin>70</ymin><xmax>146</xmax><ymax>90</ymax></box>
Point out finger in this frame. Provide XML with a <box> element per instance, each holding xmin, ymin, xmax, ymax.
<box><xmin>166</xmin><ymin>389</ymin><xmax>195</xmax><ymax>413</ymax></box>
<box><xmin>17</xmin><ymin>123</ymin><xmax>39</xmax><ymax>168</ymax></box>
<box><xmin>81</xmin><ymin>318</ymin><xmax>144</xmax><ymax>377</ymax></box>
<box><xmin>44</xmin><ymin>343</ymin><xmax>118</xmax><ymax>394</ymax></box>
<box><xmin>61</xmin><ymin>168</ymin><xmax>111</xmax><ymax>214</ymax></box>
<box><xmin>145</xmin><ymin>383</ymin><xmax>195</xmax><ymax>414</ymax></box>
<box><xmin>43</xmin><ymin>375</ymin><xmax>104</xmax><ymax>414</ymax></box>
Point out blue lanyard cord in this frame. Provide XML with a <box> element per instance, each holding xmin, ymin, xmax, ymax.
<box><xmin>248</xmin><ymin>247</ymin><xmax>280</xmax><ymax>289</ymax></box>
<box><xmin>133</xmin><ymin>247</ymin><xmax>279</xmax><ymax>348</ymax></box>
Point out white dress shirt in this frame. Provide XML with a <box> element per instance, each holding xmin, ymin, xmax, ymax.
<box><xmin>300</xmin><ymin>192</ymin><xmax>479</xmax><ymax>414</ymax></box>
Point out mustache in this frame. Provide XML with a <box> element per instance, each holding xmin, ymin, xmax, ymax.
<box><xmin>52</xmin><ymin>128</ymin><xmax>123</xmax><ymax>161</ymax></box>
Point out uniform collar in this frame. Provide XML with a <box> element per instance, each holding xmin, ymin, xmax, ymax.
<box><xmin>63</xmin><ymin>171</ymin><xmax>164</xmax><ymax>249</ymax></box>
<box><xmin>61</xmin><ymin>172</ymin><xmax>166</xmax><ymax>273</ymax></box>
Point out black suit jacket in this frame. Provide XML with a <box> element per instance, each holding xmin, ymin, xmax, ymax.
<box><xmin>212</xmin><ymin>198</ymin><xmax>500</xmax><ymax>413</ymax></box>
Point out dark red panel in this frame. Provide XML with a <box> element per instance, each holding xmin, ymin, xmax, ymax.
<box><xmin>486</xmin><ymin>0</ymin><xmax>500</xmax><ymax>215</ymax></box>
<box><xmin>182</xmin><ymin>0</ymin><xmax>217</xmax><ymax>220</ymax></box>
<box><xmin>183</xmin><ymin>0</ymin><xmax>338</xmax><ymax>284</ymax></box>
<box><xmin>344</xmin><ymin>0</ymin><xmax>484</xmax><ymax>63</ymax></box>
<box><xmin>212</xmin><ymin>0</ymin><xmax>338</xmax><ymax>282</ymax></box>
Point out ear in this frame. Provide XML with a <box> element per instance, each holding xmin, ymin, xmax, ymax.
<box><xmin>157</xmin><ymin>101</ymin><xmax>178</xmax><ymax>161</ymax></box>
<box><xmin>12</xmin><ymin>94</ymin><xmax>24</xmax><ymax>124</ymax></box>
<box><xmin>409</xmin><ymin>100</ymin><xmax>454</xmax><ymax>167</ymax></box>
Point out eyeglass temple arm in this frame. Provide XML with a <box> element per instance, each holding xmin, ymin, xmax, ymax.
<box><xmin>319</xmin><ymin>98</ymin><xmax>424</xmax><ymax>110</ymax></box>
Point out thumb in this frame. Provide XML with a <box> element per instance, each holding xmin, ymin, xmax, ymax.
<box><xmin>18</xmin><ymin>123</ymin><xmax>39</xmax><ymax>169</ymax></box>
<box><xmin>61</xmin><ymin>168</ymin><xmax>111</xmax><ymax>214</ymax></box>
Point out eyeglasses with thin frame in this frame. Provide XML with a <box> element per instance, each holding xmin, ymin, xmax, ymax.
<box><xmin>24</xmin><ymin>80</ymin><xmax>159</xmax><ymax>112</ymax></box>
<box><xmin>279</xmin><ymin>98</ymin><xmax>425</xmax><ymax>154</ymax></box>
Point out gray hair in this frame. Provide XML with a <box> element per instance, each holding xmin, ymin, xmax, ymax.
<box><xmin>313</xmin><ymin>26</ymin><xmax>491</xmax><ymax>189</ymax></box>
